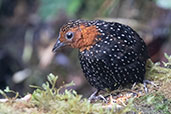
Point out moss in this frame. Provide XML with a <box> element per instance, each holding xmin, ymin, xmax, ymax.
<box><xmin>145</xmin><ymin>54</ymin><xmax>171</xmax><ymax>82</ymax></box>
<box><xmin>134</xmin><ymin>93</ymin><xmax>171</xmax><ymax>114</ymax></box>
<box><xmin>0</xmin><ymin>54</ymin><xmax>171</xmax><ymax>114</ymax></box>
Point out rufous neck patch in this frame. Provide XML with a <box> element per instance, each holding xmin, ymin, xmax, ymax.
<box><xmin>71</xmin><ymin>25</ymin><xmax>101</xmax><ymax>52</ymax></box>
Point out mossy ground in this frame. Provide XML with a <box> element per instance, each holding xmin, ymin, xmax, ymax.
<box><xmin>0</xmin><ymin>54</ymin><xmax>171</xmax><ymax>114</ymax></box>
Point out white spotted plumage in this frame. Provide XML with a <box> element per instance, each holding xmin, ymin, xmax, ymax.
<box><xmin>75</xmin><ymin>20</ymin><xmax>149</xmax><ymax>90</ymax></box>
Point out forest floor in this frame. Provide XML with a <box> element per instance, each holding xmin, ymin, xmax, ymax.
<box><xmin>0</xmin><ymin>54</ymin><xmax>171</xmax><ymax>114</ymax></box>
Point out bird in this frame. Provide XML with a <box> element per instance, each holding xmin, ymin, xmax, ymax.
<box><xmin>52</xmin><ymin>19</ymin><xmax>149</xmax><ymax>99</ymax></box>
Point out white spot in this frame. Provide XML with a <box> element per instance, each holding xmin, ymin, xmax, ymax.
<box><xmin>124</xmin><ymin>40</ymin><xmax>127</xmax><ymax>43</ymax></box>
<box><xmin>117</xmin><ymin>36</ymin><xmax>121</xmax><ymax>39</ymax></box>
<box><xmin>121</xmin><ymin>34</ymin><xmax>125</xmax><ymax>37</ymax></box>
<box><xmin>104</xmin><ymin>24</ymin><xmax>108</xmax><ymax>27</ymax></box>
<box><xmin>96</xmin><ymin>23</ymin><xmax>101</xmax><ymax>25</ymax></box>
<box><xmin>99</xmin><ymin>29</ymin><xmax>103</xmax><ymax>32</ymax></box>
<box><xmin>95</xmin><ymin>70</ymin><xmax>99</xmax><ymax>73</ymax></box>
<box><xmin>111</xmin><ymin>23</ymin><xmax>115</xmax><ymax>26</ymax></box>
<box><xmin>122</xmin><ymin>44</ymin><xmax>125</xmax><ymax>47</ymax></box>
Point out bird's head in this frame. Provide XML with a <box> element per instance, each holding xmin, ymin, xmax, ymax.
<box><xmin>52</xmin><ymin>20</ymin><xmax>101</xmax><ymax>52</ymax></box>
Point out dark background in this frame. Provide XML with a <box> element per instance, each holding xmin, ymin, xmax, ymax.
<box><xmin>0</xmin><ymin>0</ymin><xmax>170</xmax><ymax>97</ymax></box>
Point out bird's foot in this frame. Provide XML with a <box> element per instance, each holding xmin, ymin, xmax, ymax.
<box><xmin>88</xmin><ymin>90</ymin><xmax>99</xmax><ymax>101</ymax></box>
<box><xmin>88</xmin><ymin>90</ymin><xmax>107</xmax><ymax>102</ymax></box>
<box><xmin>131</xmin><ymin>82</ymin><xmax>137</xmax><ymax>90</ymax></box>
<box><xmin>143</xmin><ymin>80</ymin><xmax>157</xmax><ymax>93</ymax></box>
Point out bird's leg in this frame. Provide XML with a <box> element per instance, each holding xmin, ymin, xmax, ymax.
<box><xmin>131</xmin><ymin>82</ymin><xmax>137</xmax><ymax>90</ymax></box>
<box><xmin>130</xmin><ymin>82</ymin><xmax>141</xmax><ymax>96</ymax></box>
<box><xmin>143</xmin><ymin>80</ymin><xmax>157</xmax><ymax>93</ymax></box>
<box><xmin>88</xmin><ymin>90</ymin><xmax>107</xmax><ymax>102</ymax></box>
<box><xmin>88</xmin><ymin>90</ymin><xmax>100</xmax><ymax>101</ymax></box>
<box><xmin>97</xmin><ymin>94</ymin><xmax>107</xmax><ymax>102</ymax></box>
<box><xmin>143</xmin><ymin>80</ymin><xmax>148</xmax><ymax>93</ymax></box>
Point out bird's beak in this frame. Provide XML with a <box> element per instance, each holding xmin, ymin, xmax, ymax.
<box><xmin>52</xmin><ymin>35</ymin><xmax>65</xmax><ymax>52</ymax></box>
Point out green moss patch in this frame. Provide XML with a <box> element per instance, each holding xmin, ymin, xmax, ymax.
<box><xmin>0</xmin><ymin>54</ymin><xmax>171</xmax><ymax>114</ymax></box>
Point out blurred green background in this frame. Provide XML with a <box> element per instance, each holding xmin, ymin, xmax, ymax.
<box><xmin>0</xmin><ymin>0</ymin><xmax>170</xmax><ymax>97</ymax></box>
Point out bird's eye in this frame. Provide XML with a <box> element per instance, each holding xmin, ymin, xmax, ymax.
<box><xmin>65</xmin><ymin>31</ymin><xmax>74</xmax><ymax>40</ymax></box>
